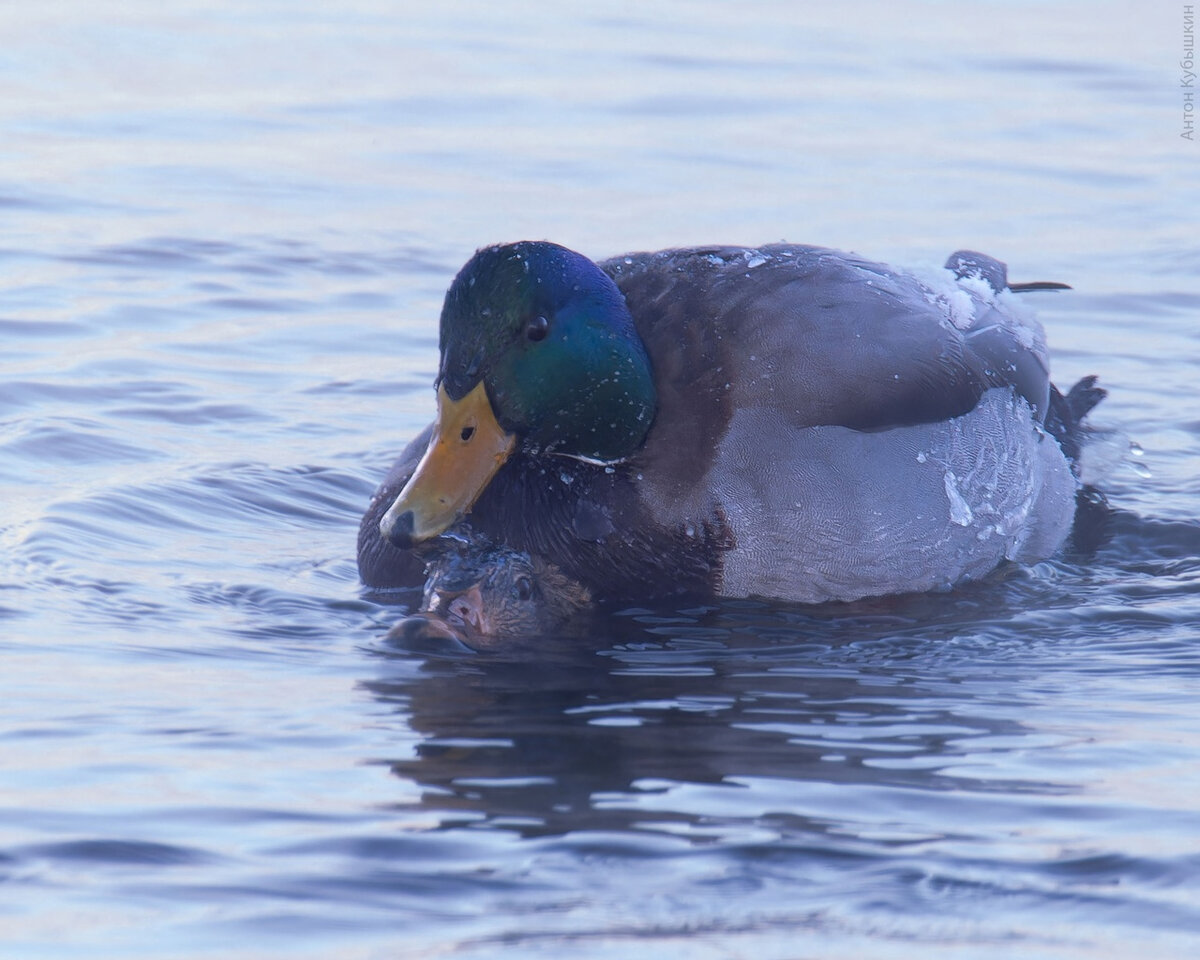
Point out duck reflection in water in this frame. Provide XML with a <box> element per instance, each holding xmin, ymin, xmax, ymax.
<box><xmin>367</xmin><ymin>585</ymin><xmax>1080</xmax><ymax>841</ymax></box>
<box><xmin>387</xmin><ymin>534</ymin><xmax>593</xmax><ymax>649</ymax></box>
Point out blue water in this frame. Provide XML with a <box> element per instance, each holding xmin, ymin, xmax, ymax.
<box><xmin>2</xmin><ymin>2</ymin><xmax>1199</xmax><ymax>957</ymax></box>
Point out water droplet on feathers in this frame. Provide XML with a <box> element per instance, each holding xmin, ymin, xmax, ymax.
<box><xmin>943</xmin><ymin>471</ymin><xmax>974</xmax><ymax>526</ymax></box>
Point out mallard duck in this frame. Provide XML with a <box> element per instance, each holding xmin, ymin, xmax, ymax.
<box><xmin>387</xmin><ymin>537</ymin><xmax>592</xmax><ymax>647</ymax></box>
<box><xmin>358</xmin><ymin>242</ymin><xmax>1102</xmax><ymax>604</ymax></box>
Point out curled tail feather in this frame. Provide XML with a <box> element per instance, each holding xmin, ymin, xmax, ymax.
<box><xmin>1045</xmin><ymin>375</ymin><xmax>1106</xmax><ymax>469</ymax></box>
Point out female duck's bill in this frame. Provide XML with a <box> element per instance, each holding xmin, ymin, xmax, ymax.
<box><xmin>362</xmin><ymin>242</ymin><xmax>1103</xmax><ymax>606</ymax></box>
<box><xmin>387</xmin><ymin>540</ymin><xmax>592</xmax><ymax>649</ymax></box>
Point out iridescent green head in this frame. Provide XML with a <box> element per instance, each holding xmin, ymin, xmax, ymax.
<box><xmin>438</xmin><ymin>241</ymin><xmax>656</xmax><ymax>461</ymax></box>
<box><xmin>379</xmin><ymin>241</ymin><xmax>657</xmax><ymax>548</ymax></box>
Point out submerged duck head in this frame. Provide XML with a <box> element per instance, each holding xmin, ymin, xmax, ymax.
<box><xmin>388</xmin><ymin>539</ymin><xmax>593</xmax><ymax>649</ymax></box>
<box><xmin>381</xmin><ymin>242</ymin><xmax>656</xmax><ymax>547</ymax></box>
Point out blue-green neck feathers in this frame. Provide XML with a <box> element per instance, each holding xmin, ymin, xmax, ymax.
<box><xmin>437</xmin><ymin>241</ymin><xmax>656</xmax><ymax>462</ymax></box>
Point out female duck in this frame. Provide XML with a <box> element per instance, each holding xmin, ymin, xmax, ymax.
<box><xmin>358</xmin><ymin>242</ymin><xmax>1100</xmax><ymax>604</ymax></box>
<box><xmin>387</xmin><ymin>537</ymin><xmax>592</xmax><ymax>648</ymax></box>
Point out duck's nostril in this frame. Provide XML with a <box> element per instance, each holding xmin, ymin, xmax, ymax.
<box><xmin>449</xmin><ymin>596</ymin><xmax>479</xmax><ymax>631</ymax></box>
<box><xmin>446</xmin><ymin>584</ymin><xmax>487</xmax><ymax>634</ymax></box>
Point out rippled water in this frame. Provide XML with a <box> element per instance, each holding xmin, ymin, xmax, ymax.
<box><xmin>3</xmin><ymin>2</ymin><xmax>1199</xmax><ymax>958</ymax></box>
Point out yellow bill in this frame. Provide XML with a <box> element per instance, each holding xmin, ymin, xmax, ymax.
<box><xmin>380</xmin><ymin>381</ymin><xmax>515</xmax><ymax>547</ymax></box>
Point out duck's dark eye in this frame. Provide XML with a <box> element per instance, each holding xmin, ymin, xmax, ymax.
<box><xmin>525</xmin><ymin>315</ymin><xmax>549</xmax><ymax>342</ymax></box>
<box><xmin>514</xmin><ymin>575</ymin><xmax>533</xmax><ymax>602</ymax></box>
<box><xmin>460</xmin><ymin>425</ymin><xmax>475</xmax><ymax>442</ymax></box>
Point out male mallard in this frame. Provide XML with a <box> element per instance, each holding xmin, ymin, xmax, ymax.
<box><xmin>358</xmin><ymin>242</ymin><xmax>1102</xmax><ymax>604</ymax></box>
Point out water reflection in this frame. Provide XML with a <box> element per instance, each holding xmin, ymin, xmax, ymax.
<box><xmin>362</xmin><ymin>497</ymin><xmax>1200</xmax><ymax>865</ymax></box>
<box><xmin>364</xmin><ymin>584</ymin><xmax>1078</xmax><ymax>842</ymax></box>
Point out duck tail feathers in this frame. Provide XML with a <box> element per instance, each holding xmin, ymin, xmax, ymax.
<box><xmin>944</xmin><ymin>250</ymin><xmax>1072</xmax><ymax>293</ymax></box>
<box><xmin>1008</xmin><ymin>280</ymin><xmax>1072</xmax><ymax>292</ymax></box>
<box><xmin>1046</xmin><ymin>375</ymin><xmax>1106</xmax><ymax>468</ymax></box>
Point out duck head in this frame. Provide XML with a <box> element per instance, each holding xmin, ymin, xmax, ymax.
<box><xmin>381</xmin><ymin>241</ymin><xmax>656</xmax><ymax>548</ymax></box>
<box><xmin>388</xmin><ymin>539</ymin><xmax>593</xmax><ymax>648</ymax></box>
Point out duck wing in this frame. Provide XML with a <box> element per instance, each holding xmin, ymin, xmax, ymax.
<box><xmin>358</xmin><ymin>423</ymin><xmax>433</xmax><ymax>588</ymax></box>
<box><xmin>601</xmin><ymin>244</ymin><xmax>1054</xmax><ymax>498</ymax></box>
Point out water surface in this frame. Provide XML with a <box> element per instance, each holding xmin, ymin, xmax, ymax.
<box><xmin>2</xmin><ymin>2</ymin><xmax>1199</xmax><ymax>958</ymax></box>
